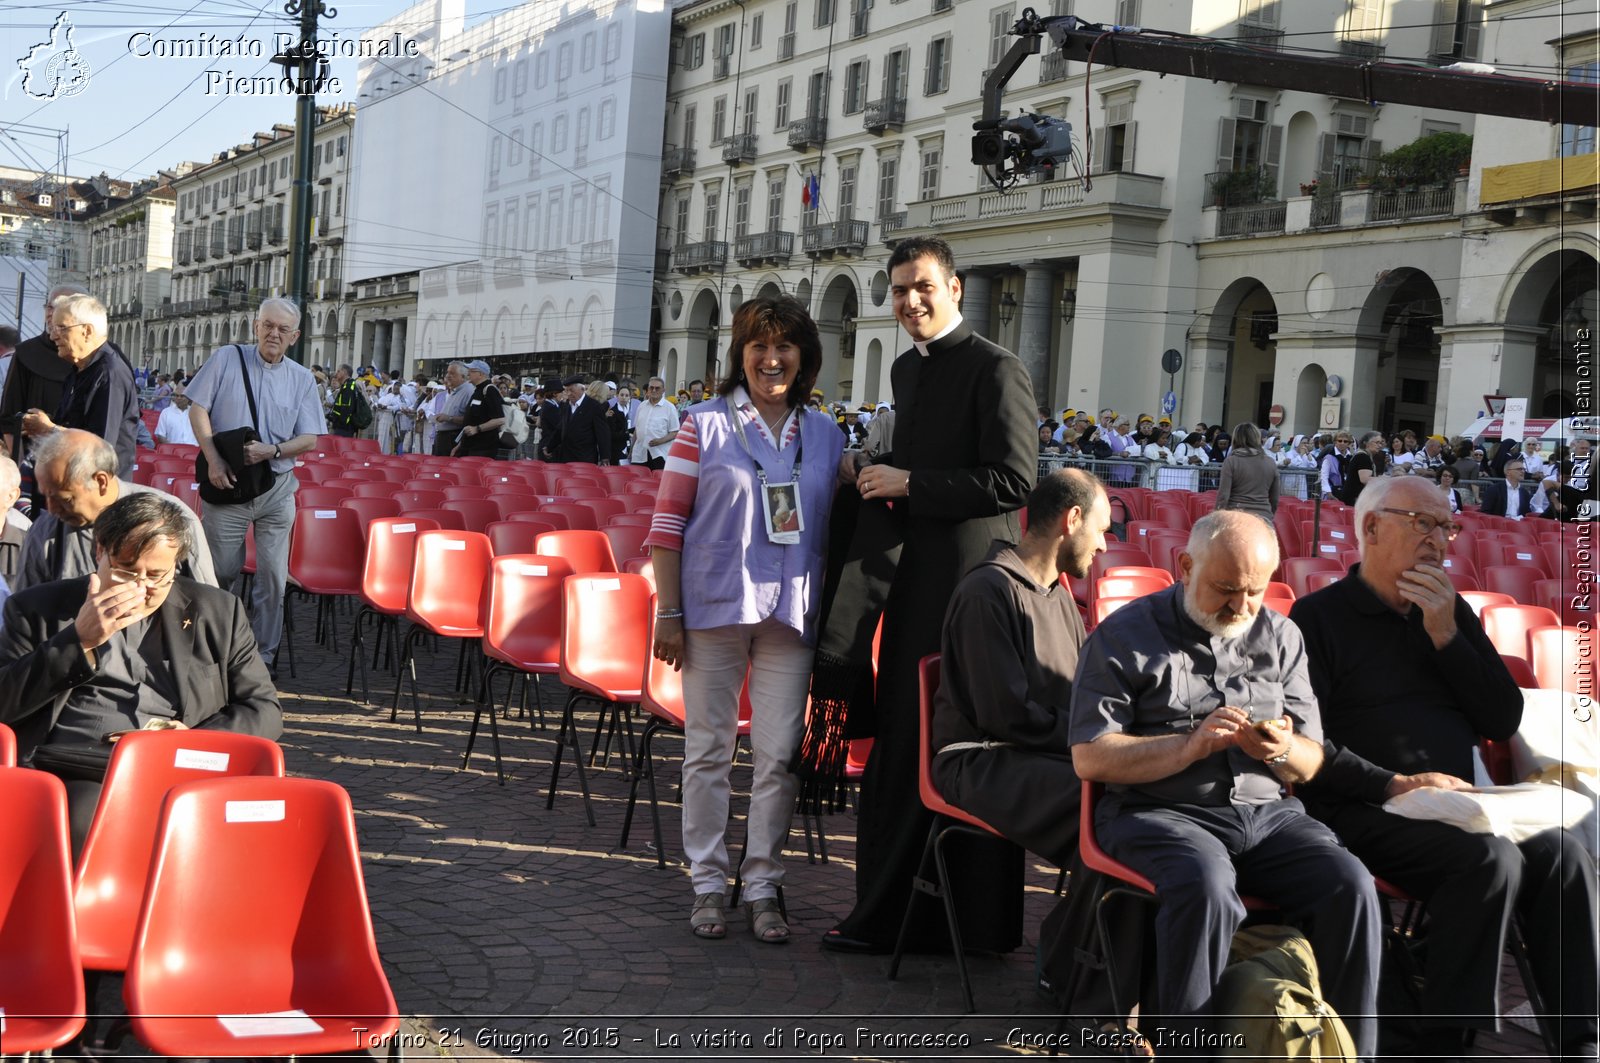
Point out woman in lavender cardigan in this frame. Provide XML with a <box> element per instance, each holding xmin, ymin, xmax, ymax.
<box><xmin>646</xmin><ymin>296</ymin><xmax>844</xmax><ymax>944</ymax></box>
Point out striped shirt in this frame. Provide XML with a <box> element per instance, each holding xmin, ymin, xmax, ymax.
<box><xmin>644</xmin><ymin>388</ymin><xmax>801</xmax><ymax>553</ymax></box>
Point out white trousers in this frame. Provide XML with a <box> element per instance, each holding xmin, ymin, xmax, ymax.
<box><xmin>679</xmin><ymin>617</ymin><xmax>814</xmax><ymax>901</ymax></box>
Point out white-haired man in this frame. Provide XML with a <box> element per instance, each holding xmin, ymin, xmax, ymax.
<box><xmin>0</xmin><ymin>284</ymin><xmax>84</xmax><ymax>463</ymax></box>
<box><xmin>0</xmin><ymin>453</ymin><xmax>29</xmax><ymax>583</ymax></box>
<box><xmin>186</xmin><ymin>297</ymin><xmax>327</xmax><ymax>671</ymax></box>
<box><xmin>20</xmin><ymin>293</ymin><xmax>140</xmax><ymax>476</ymax></box>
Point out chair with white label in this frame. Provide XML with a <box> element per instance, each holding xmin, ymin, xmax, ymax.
<box><xmin>390</xmin><ymin>530</ymin><xmax>494</xmax><ymax>733</ymax></box>
<box><xmin>283</xmin><ymin>506</ymin><xmax>365</xmax><ymax>678</ymax></box>
<box><xmin>125</xmin><ymin>776</ymin><xmax>399</xmax><ymax>1058</ymax></box>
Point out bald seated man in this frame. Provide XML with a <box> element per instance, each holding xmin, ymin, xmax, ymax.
<box><xmin>16</xmin><ymin>429</ymin><xmax>216</xmax><ymax>591</ymax></box>
<box><xmin>1069</xmin><ymin>510</ymin><xmax>1381</xmax><ymax>1058</ymax></box>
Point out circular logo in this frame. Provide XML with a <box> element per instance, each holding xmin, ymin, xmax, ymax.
<box><xmin>43</xmin><ymin>49</ymin><xmax>91</xmax><ymax>98</ymax></box>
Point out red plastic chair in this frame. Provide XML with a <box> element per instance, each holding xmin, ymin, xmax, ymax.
<box><xmin>296</xmin><ymin>485</ymin><xmax>354</xmax><ymax>508</ymax></box>
<box><xmin>1304</xmin><ymin>571</ymin><xmax>1342</xmax><ymax>594</ymax></box>
<box><xmin>124</xmin><ymin>777</ymin><xmax>399</xmax><ymax>1058</ymax></box>
<box><xmin>441</xmin><ymin>498</ymin><xmax>501</xmax><ymax>533</ymax></box>
<box><xmin>346</xmin><ymin>517</ymin><xmax>439</xmax><ymax>703</ymax></box>
<box><xmin>1438</xmin><ymin>556</ymin><xmax>1478</xmax><ymax>584</ymax></box>
<box><xmin>555</xmin><ymin>483</ymin><xmax>607</xmax><ymax>501</ymax></box>
<box><xmin>0</xmin><ymin>721</ymin><xmax>13</xmax><ymax>766</ymax></box>
<box><xmin>1096</xmin><ymin>575</ymin><xmax>1169</xmax><ymax>601</ymax></box>
<box><xmin>541</xmin><ymin>502</ymin><xmax>599</xmax><ymax>531</ymax></box>
<box><xmin>623</xmin><ymin>555</ymin><xmax>657</xmax><ymax>591</ymax></box>
<box><xmin>0</xmin><ymin>768</ymin><xmax>85</xmax><ymax>1053</ymax></box>
<box><xmin>74</xmin><ymin>731</ymin><xmax>285</xmax><ymax>973</ymax></box>
<box><xmin>395</xmin><ymin>489</ymin><xmax>446</xmax><ymax>511</ymax></box>
<box><xmin>548</xmin><ymin>573</ymin><xmax>653</xmax><ymax>825</ymax></box>
<box><xmin>1093</xmin><ymin>595</ymin><xmax>1140</xmax><ymax>627</ymax></box>
<box><xmin>1460</xmin><ymin>590</ymin><xmax>1517</xmax><ymax>617</ymax></box>
<box><xmin>1483</xmin><ymin>564</ymin><xmax>1541</xmax><ymax>604</ymax></box>
<box><xmin>606</xmin><ymin>512</ymin><xmax>655</xmax><ymax>529</ymax></box>
<box><xmin>1282</xmin><ymin>557</ymin><xmax>1343</xmax><ymax>599</ymax></box>
<box><xmin>536</xmin><ymin>529</ymin><xmax>619</xmax><ymax>574</ymax></box>
<box><xmin>348</xmin><ymin>480</ymin><xmax>398</xmax><ymax>499</ymax></box>
<box><xmin>493</xmin><ymin>494</ymin><xmax>544</xmax><ymax>521</ymax></box>
<box><xmin>619</xmin><ymin>493</ymin><xmax>659</xmax><ymax>514</ymax></box>
<box><xmin>441</xmin><ymin>484</ymin><xmax>491</xmax><ymax>501</ymax></box>
<box><xmin>391</xmin><ymin>530</ymin><xmax>493</xmax><ymax>732</ymax></box>
<box><xmin>340</xmin><ymin>495</ymin><xmax>402</xmax><ymax>529</ymax></box>
<box><xmin>462</xmin><ymin>555</ymin><xmax>575</xmax><ymax>783</ymax></box>
<box><xmin>886</xmin><ymin>654</ymin><xmax>1008</xmax><ymax>1013</ymax></box>
<box><xmin>1501</xmin><ymin>653</ymin><xmax>1539</xmax><ymax>688</ymax></box>
<box><xmin>1533</xmin><ymin>579</ymin><xmax>1592</xmax><ymax>626</ymax></box>
<box><xmin>575</xmin><ymin>497</ymin><xmax>628</xmax><ymax>525</ymax></box>
<box><xmin>487</xmin><ymin>520</ymin><xmax>545</xmax><ymax>557</ymax></box>
<box><xmin>404</xmin><ymin>475</ymin><xmax>449</xmax><ymax>490</ymax></box>
<box><xmin>602</xmin><ymin>524</ymin><xmax>651</xmax><ymax>567</ymax></box>
<box><xmin>283</xmin><ymin>506</ymin><xmax>365</xmax><ymax>675</ymax></box>
<box><xmin>408</xmin><ymin>507</ymin><xmax>466</xmax><ymax>531</ymax></box>
<box><xmin>1100</xmin><ymin>565</ymin><xmax>1173</xmax><ymax>586</ymax></box>
<box><xmin>1482</xmin><ymin>604</ymin><xmax>1562</xmax><ymax>662</ymax></box>
<box><xmin>1530</xmin><ymin>625</ymin><xmax>1594</xmax><ymax>694</ymax></box>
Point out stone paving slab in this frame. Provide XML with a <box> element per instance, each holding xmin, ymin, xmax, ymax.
<box><xmin>227</xmin><ymin>608</ymin><xmax>1555</xmax><ymax>1061</ymax></box>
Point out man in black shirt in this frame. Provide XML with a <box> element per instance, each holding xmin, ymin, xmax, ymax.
<box><xmin>1292</xmin><ymin>475</ymin><xmax>1597</xmax><ymax>1060</ymax></box>
<box><xmin>0</xmin><ymin>284</ymin><xmax>80</xmax><ymax>463</ymax></box>
<box><xmin>20</xmin><ymin>294</ymin><xmax>139</xmax><ymax>475</ymax></box>
<box><xmin>1339</xmin><ymin>430</ymin><xmax>1386</xmax><ymax>505</ymax></box>
<box><xmin>453</xmin><ymin>360</ymin><xmax>505</xmax><ymax>458</ymax></box>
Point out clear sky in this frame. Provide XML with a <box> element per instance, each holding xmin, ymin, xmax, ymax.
<box><xmin>1</xmin><ymin>0</ymin><xmax>498</xmax><ymax>182</ymax></box>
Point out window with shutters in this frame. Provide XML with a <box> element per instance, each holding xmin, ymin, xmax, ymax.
<box><xmin>546</xmin><ymin>189</ymin><xmax>564</xmax><ymax>248</ymax></box>
<box><xmin>504</xmin><ymin>200</ymin><xmax>518</xmax><ymax>253</ymax></box>
<box><xmin>1214</xmin><ymin>96</ymin><xmax>1283</xmax><ymax>200</ymax></box>
<box><xmin>816</xmin><ymin>0</ymin><xmax>835</xmax><ymax>27</ymax></box>
<box><xmin>704</xmin><ymin>184</ymin><xmax>722</xmax><ymax>242</ymax></box>
<box><xmin>775</xmin><ymin>79</ymin><xmax>792</xmax><ymax>127</ymax></box>
<box><xmin>553</xmin><ymin>114</ymin><xmax>569</xmax><ymax>153</ymax></box>
<box><xmin>529</xmin><ymin>123</ymin><xmax>544</xmax><ymax>177</ymax></box>
<box><xmin>883</xmin><ymin>48</ymin><xmax>909</xmax><ymax>102</ymax></box>
<box><xmin>482</xmin><ymin>204</ymin><xmax>498</xmax><ymax>255</ymax></box>
<box><xmin>767</xmin><ymin>173</ymin><xmax>786</xmax><ymax>231</ymax></box>
<box><xmin>838</xmin><ymin>160</ymin><xmax>859</xmax><ymax>218</ymax></box>
<box><xmin>684</xmin><ymin>33</ymin><xmax>706</xmax><ymax>70</ymax></box>
<box><xmin>489</xmin><ymin>137</ymin><xmax>503</xmax><ymax>179</ymax></box>
<box><xmin>1099</xmin><ymin>92</ymin><xmax>1136</xmax><ymax>172</ymax></box>
<box><xmin>514</xmin><ymin>59</ymin><xmax>528</xmax><ymax>97</ymax></box>
<box><xmin>674</xmin><ymin>195</ymin><xmax>691</xmax><ymax>245</ymax></box>
<box><xmin>877</xmin><ymin>151</ymin><xmax>899</xmax><ymax>218</ymax></box>
<box><xmin>494</xmin><ymin>67</ymin><xmax>508</xmax><ymax>104</ymax></box>
<box><xmin>1340</xmin><ymin>0</ymin><xmax>1382</xmax><ymax>41</ymax></box>
<box><xmin>712</xmin><ymin>96</ymin><xmax>728</xmax><ymax>142</ymax></box>
<box><xmin>988</xmin><ymin>6</ymin><xmax>1015</xmax><ymax>69</ymax></box>
<box><xmin>594</xmin><ymin>177</ymin><xmax>611</xmax><ymax>240</ymax></box>
<box><xmin>714</xmin><ymin>23</ymin><xmax>736</xmax><ymax>68</ymax></box>
<box><xmin>558</xmin><ymin>41</ymin><xmax>574</xmax><ymax>80</ymax></box>
<box><xmin>843</xmin><ymin>60</ymin><xmax>869</xmax><ymax>114</ymax></box>
<box><xmin>509</xmin><ymin>129</ymin><xmax>524</xmax><ymax>166</ymax></box>
<box><xmin>1114</xmin><ymin>0</ymin><xmax>1139</xmax><ymax>25</ymax></box>
<box><xmin>751</xmin><ymin>13</ymin><xmax>764</xmax><ymax>49</ymax></box>
<box><xmin>1559</xmin><ymin>41</ymin><xmax>1599</xmax><ymax>157</ymax></box>
<box><xmin>1317</xmin><ymin>110</ymin><xmax>1379</xmax><ymax>189</ymax></box>
<box><xmin>1429</xmin><ymin>0</ymin><xmax>1483</xmax><ymax>60</ymax></box>
<box><xmin>1238</xmin><ymin>0</ymin><xmax>1277</xmax><ymax>25</ymax></box>
<box><xmin>925</xmin><ymin>35</ymin><xmax>951</xmax><ymax>94</ymax></box>
<box><xmin>525</xmin><ymin>194</ymin><xmax>540</xmax><ymax>250</ymax></box>
<box><xmin>734</xmin><ymin>182</ymin><xmax>752</xmax><ymax>238</ymax></box>
<box><xmin>604</xmin><ymin>23</ymin><xmax>622</xmax><ymax>63</ymax></box>
<box><xmin>575</xmin><ymin>107</ymin><xmax>590</xmax><ymax>166</ymax></box>
<box><xmin>571</xmin><ymin>186</ymin><xmax>587</xmax><ymax>244</ymax></box>
<box><xmin>743</xmin><ymin>88</ymin><xmax>759</xmax><ymax>135</ymax></box>
<box><xmin>684</xmin><ymin>104</ymin><xmax>698</xmax><ymax>148</ymax></box>
<box><xmin>918</xmin><ymin>138</ymin><xmax>942</xmax><ymax>200</ymax></box>
<box><xmin>599</xmin><ymin>98</ymin><xmax>616</xmax><ymax>139</ymax></box>
<box><xmin>535</xmin><ymin>52</ymin><xmax>550</xmax><ymax>87</ymax></box>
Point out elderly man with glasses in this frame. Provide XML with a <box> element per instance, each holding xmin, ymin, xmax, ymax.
<box><xmin>20</xmin><ymin>293</ymin><xmax>140</xmax><ymax>476</ymax></box>
<box><xmin>630</xmin><ymin>377</ymin><xmax>679</xmax><ymax>471</ymax></box>
<box><xmin>1291</xmin><ymin>475</ymin><xmax>1598</xmax><ymax>1061</ymax></box>
<box><xmin>185</xmin><ymin>298</ymin><xmax>326</xmax><ymax>672</ymax></box>
<box><xmin>0</xmin><ymin>491</ymin><xmax>281</xmax><ymax>854</ymax></box>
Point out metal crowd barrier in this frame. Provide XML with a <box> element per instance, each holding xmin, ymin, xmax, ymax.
<box><xmin>1038</xmin><ymin>456</ymin><xmax>1325</xmax><ymax>502</ymax></box>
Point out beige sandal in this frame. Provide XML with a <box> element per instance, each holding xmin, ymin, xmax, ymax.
<box><xmin>746</xmin><ymin>897</ymin><xmax>789</xmax><ymax>944</ymax></box>
<box><xmin>690</xmin><ymin>893</ymin><xmax>726</xmax><ymax>939</ymax></box>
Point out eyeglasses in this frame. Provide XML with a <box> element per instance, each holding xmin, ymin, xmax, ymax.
<box><xmin>257</xmin><ymin>322</ymin><xmax>298</xmax><ymax>336</ymax></box>
<box><xmin>106</xmin><ymin>565</ymin><xmax>177</xmax><ymax>590</ymax></box>
<box><xmin>1376</xmin><ymin>508</ymin><xmax>1462</xmax><ymax>541</ymax></box>
<box><xmin>48</xmin><ymin>322</ymin><xmax>88</xmax><ymax>336</ymax></box>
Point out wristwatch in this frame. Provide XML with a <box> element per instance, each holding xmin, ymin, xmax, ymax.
<box><xmin>1266</xmin><ymin>751</ymin><xmax>1290</xmax><ymax>766</ymax></box>
<box><xmin>273</xmin><ymin>444</ymin><xmax>282</xmax><ymax>459</ymax></box>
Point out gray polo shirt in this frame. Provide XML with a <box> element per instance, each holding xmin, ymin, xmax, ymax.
<box><xmin>1070</xmin><ymin>582</ymin><xmax>1323</xmax><ymax>810</ymax></box>
<box><xmin>185</xmin><ymin>343</ymin><xmax>327</xmax><ymax>475</ymax></box>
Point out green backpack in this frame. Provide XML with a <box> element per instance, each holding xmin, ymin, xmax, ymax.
<box><xmin>1214</xmin><ymin>925</ymin><xmax>1358</xmax><ymax>1060</ymax></box>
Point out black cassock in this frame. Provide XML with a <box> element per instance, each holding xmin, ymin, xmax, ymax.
<box><xmin>833</xmin><ymin>321</ymin><xmax>1038</xmax><ymax>952</ymax></box>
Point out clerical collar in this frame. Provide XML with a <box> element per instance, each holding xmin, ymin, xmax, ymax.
<box><xmin>911</xmin><ymin>313</ymin><xmax>964</xmax><ymax>358</ymax></box>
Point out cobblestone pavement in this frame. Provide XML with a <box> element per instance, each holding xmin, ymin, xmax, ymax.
<box><xmin>163</xmin><ymin>600</ymin><xmax>1553</xmax><ymax>1061</ymax></box>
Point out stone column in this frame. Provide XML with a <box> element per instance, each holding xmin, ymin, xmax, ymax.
<box><xmin>389</xmin><ymin>317</ymin><xmax>408</xmax><ymax>375</ymax></box>
<box><xmin>817</xmin><ymin>320</ymin><xmax>844</xmax><ymax>404</ymax></box>
<box><xmin>1016</xmin><ymin>261</ymin><xmax>1055</xmax><ymax>404</ymax></box>
<box><xmin>372</xmin><ymin>320</ymin><xmax>391</xmax><ymax>372</ymax></box>
<box><xmin>960</xmin><ymin>270</ymin><xmax>991</xmax><ymax>342</ymax></box>
<box><xmin>1182</xmin><ymin>336</ymin><xmax>1232</xmax><ymax>429</ymax></box>
<box><xmin>1437</xmin><ymin>324</ymin><xmax>1544</xmax><ymax>432</ymax></box>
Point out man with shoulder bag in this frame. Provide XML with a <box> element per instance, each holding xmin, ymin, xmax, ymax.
<box><xmin>185</xmin><ymin>299</ymin><xmax>327</xmax><ymax>671</ymax></box>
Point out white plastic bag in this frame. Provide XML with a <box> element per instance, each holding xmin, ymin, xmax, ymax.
<box><xmin>1382</xmin><ymin>783</ymin><xmax>1593</xmax><ymax>844</ymax></box>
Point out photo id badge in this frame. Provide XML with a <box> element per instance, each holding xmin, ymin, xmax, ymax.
<box><xmin>762</xmin><ymin>481</ymin><xmax>804</xmax><ymax>544</ymax></box>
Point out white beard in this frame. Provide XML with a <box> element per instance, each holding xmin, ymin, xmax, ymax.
<box><xmin>1183</xmin><ymin>584</ymin><xmax>1254</xmax><ymax>641</ymax></box>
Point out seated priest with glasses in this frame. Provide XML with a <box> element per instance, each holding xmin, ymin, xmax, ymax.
<box><xmin>0</xmin><ymin>491</ymin><xmax>282</xmax><ymax>854</ymax></box>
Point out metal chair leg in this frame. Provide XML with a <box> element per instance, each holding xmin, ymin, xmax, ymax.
<box><xmin>548</xmin><ymin>691</ymin><xmax>596</xmax><ymax>826</ymax></box>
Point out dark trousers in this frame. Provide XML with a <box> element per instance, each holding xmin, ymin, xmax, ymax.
<box><xmin>1318</xmin><ymin>801</ymin><xmax>1598</xmax><ymax>1050</ymax></box>
<box><xmin>1099</xmin><ymin>798</ymin><xmax>1381</xmax><ymax>1060</ymax></box>
<box><xmin>644</xmin><ymin>456</ymin><xmax>665</xmax><ymax>471</ymax></box>
<box><xmin>330</xmin><ymin>426</ymin><xmax>356</xmax><ymax>438</ymax></box>
<box><xmin>432</xmin><ymin>432</ymin><xmax>457</xmax><ymax>456</ymax></box>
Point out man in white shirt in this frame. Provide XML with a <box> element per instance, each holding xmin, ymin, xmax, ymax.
<box><xmin>153</xmin><ymin>384</ymin><xmax>198</xmax><ymax>446</ymax></box>
<box><xmin>630</xmin><ymin>377</ymin><xmax>680</xmax><ymax>471</ymax></box>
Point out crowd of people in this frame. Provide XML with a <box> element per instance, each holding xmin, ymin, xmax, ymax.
<box><xmin>0</xmin><ymin>239</ymin><xmax>1594</xmax><ymax>1062</ymax></box>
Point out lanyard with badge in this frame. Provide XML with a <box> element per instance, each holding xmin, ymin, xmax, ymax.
<box><xmin>730</xmin><ymin>405</ymin><xmax>804</xmax><ymax>545</ymax></box>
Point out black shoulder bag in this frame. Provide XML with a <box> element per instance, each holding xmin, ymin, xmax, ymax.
<box><xmin>196</xmin><ymin>345</ymin><xmax>278</xmax><ymax>505</ymax></box>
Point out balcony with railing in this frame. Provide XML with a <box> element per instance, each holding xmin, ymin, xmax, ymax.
<box><xmin>902</xmin><ymin>171</ymin><xmax>1166</xmax><ymax>235</ymax></box>
<box><xmin>777</xmin><ymin>32</ymin><xmax>794</xmax><ymax>59</ymax></box>
<box><xmin>879</xmin><ymin>210</ymin><xmax>907</xmax><ymax>244</ymax></box>
<box><xmin>1039</xmin><ymin>53</ymin><xmax>1070</xmax><ymax>84</ymax></box>
<box><xmin>192</xmin><ymin>239</ymin><xmax>208</xmax><ymax>263</ymax></box>
<box><xmin>580</xmin><ymin>239</ymin><xmax>614</xmax><ymax>274</ymax></box>
<box><xmin>661</xmin><ymin>145</ymin><xmax>696</xmax><ymax>178</ymax></box>
<box><xmin>246</xmin><ymin>228</ymin><xmax>263</xmax><ymax>250</ymax></box>
<box><xmin>534</xmin><ymin>250</ymin><xmax>570</xmax><ymax>279</ymax></box>
<box><xmin>1217</xmin><ymin>200</ymin><xmax>1287</xmax><ymax>237</ymax></box>
<box><xmin>863</xmin><ymin>97</ymin><xmax>905</xmax><ymax>134</ymax></box>
<box><xmin>266</xmin><ymin>227</ymin><xmax>285</xmax><ymax>245</ymax></box>
<box><xmin>494</xmin><ymin>256</ymin><xmax>524</xmax><ymax>287</ymax></box>
<box><xmin>802</xmin><ymin>218</ymin><xmax>869</xmax><ymax>257</ymax></box>
<box><xmin>1338</xmin><ymin>37</ymin><xmax>1385</xmax><ymax>59</ymax></box>
<box><xmin>456</xmin><ymin>261</ymin><xmax>484</xmax><ymax>293</ymax></box>
<box><xmin>721</xmin><ymin>133</ymin><xmax>758</xmax><ymax>165</ymax></box>
<box><xmin>209</xmin><ymin>234</ymin><xmax>226</xmax><ymax>258</ymax></box>
<box><xmin>734</xmin><ymin>230</ymin><xmax>794</xmax><ymax>265</ymax></box>
<box><xmin>713</xmin><ymin>53</ymin><xmax>731</xmax><ymax>80</ymax></box>
<box><xmin>787</xmin><ymin>115</ymin><xmax>827</xmax><ymax>150</ymax></box>
<box><xmin>1237</xmin><ymin>22</ymin><xmax>1284</xmax><ymax>48</ymax></box>
<box><xmin>672</xmin><ymin>240</ymin><xmax>728</xmax><ymax>273</ymax></box>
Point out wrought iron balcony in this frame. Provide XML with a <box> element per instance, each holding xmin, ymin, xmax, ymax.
<box><xmin>777</xmin><ymin>32</ymin><xmax>794</xmax><ymax>59</ymax></box>
<box><xmin>1338</xmin><ymin>37</ymin><xmax>1384</xmax><ymax>59</ymax></box>
<box><xmin>863</xmin><ymin>97</ymin><xmax>905</xmax><ymax>134</ymax></box>
<box><xmin>580</xmin><ymin>239</ymin><xmax>615</xmax><ymax>274</ymax></box>
<box><xmin>246</xmin><ymin>229</ymin><xmax>263</xmax><ymax>250</ymax></box>
<box><xmin>1039</xmin><ymin>53</ymin><xmax>1069</xmax><ymax>84</ymax></box>
<box><xmin>880</xmin><ymin>211</ymin><xmax>907</xmax><ymax>244</ymax></box>
<box><xmin>534</xmin><ymin>250</ymin><xmax>570</xmax><ymax>279</ymax></box>
<box><xmin>733</xmin><ymin>230</ymin><xmax>794</xmax><ymax>265</ymax></box>
<box><xmin>801</xmin><ymin>218</ymin><xmax>869</xmax><ymax>257</ymax></box>
<box><xmin>1238</xmin><ymin>22</ymin><xmax>1284</xmax><ymax>49</ymax></box>
<box><xmin>713</xmin><ymin>53</ymin><xmax>731</xmax><ymax>80</ymax></box>
<box><xmin>662</xmin><ymin>145</ymin><xmax>696</xmax><ymax>178</ymax></box>
<box><xmin>787</xmin><ymin>115</ymin><xmax>827</xmax><ymax>150</ymax></box>
<box><xmin>721</xmin><ymin>133</ymin><xmax>758</xmax><ymax>165</ymax></box>
<box><xmin>672</xmin><ymin>240</ymin><xmax>728</xmax><ymax>274</ymax></box>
